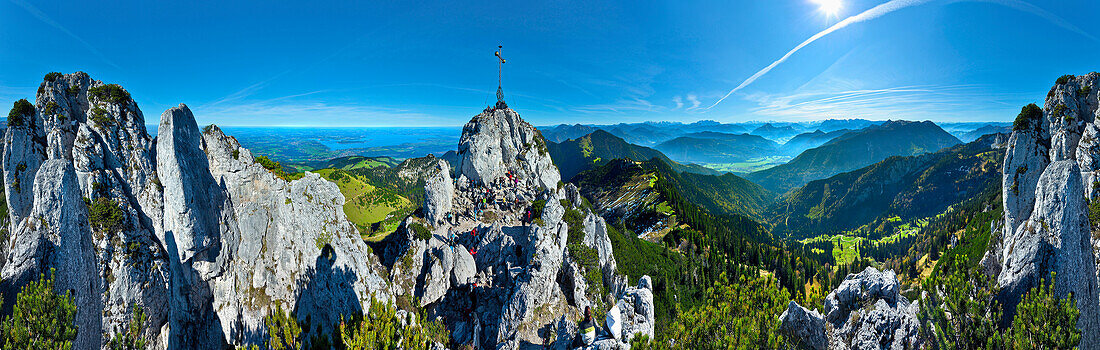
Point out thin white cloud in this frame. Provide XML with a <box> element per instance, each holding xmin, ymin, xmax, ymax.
<box><xmin>744</xmin><ymin>84</ymin><xmax>1029</xmax><ymax>121</ymax></box>
<box><xmin>686</xmin><ymin>94</ymin><xmax>701</xmax><ymax>110</ymax></box>
<box><xmin>673</xmin><ymin>96</ymin><xmax>684</xmax><ymax>109</ymax></box>
<box><xmin>707</xmin><ymin>0</ymin><xmax>1098</xmax><ymax>109</ymax></box>
<box><xmin>9</xmin><ymin>0</ymin><xmax>121</xmax><ymax>69</ymax></box>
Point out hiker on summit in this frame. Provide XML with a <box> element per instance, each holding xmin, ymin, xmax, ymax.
<box><xmin>574</xmin><ymin>306</ymin><xmax>597</xmax><ymax>348</ymax></box>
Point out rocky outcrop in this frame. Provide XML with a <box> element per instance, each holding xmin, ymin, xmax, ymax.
<box><xmin>423</xmin><ymin>159</ymin><xmax>454</xmax><ymax>226</ymax></box>
<box><xmin>157</xmin><ymin>105</ymin><xmax>237</xmax><ymax>348</ymax></box>
<box><xmin>779</xmin><ymin>301</ymin><xmax>827</xmax><ymax>350</ymax></box>
<box><xmin>0</xmin><ymin>72</ymin><xmax>388</xmax><ymax>349</ymax></box>
<box><xmin>1</xmin><ymin>160</ymin><xmax>102</xmax><ymax>349</ymax></box>
<box><xmin>613</xmin><ymin>276</ymin><xmax>655</xmax><ymax>343</ymax></box>
<box><xmin>996</xmin><ymin>72</ymin><xmax>1100</xmax><ymax>349</ymax></box>
<box><xmin>0</xmin><ymin>73</ymin><xmax>654</xmax><ymax>349</ymax></box>
<box><xmin>200</xmin><ymin>124</ymin><xmax>388</xmax><ymax>344</ymax></box>
<box><xmin>781</xmin><ymin>267</ymin><xmax>920</xmax><ymax>350</ymax></box>
<box><xmin>458</xmin><ymin>107</ymin><xmax>560</xmax><ymax>191</ymax></box>
<box><xmin>384</xmin><ymin>105</ymin><xmax>652</xmax><ymax>349</ymax></box>
<box><xmin>823</xmin><ymin>268</ymin><xmax>920</xmax><ymax>350</ymax></box>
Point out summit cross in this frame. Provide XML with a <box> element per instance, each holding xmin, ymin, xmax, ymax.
<box><xmin>495</xmin><ymin>45</ymin><xmax>506</xmax><ymax>104</ymax></box>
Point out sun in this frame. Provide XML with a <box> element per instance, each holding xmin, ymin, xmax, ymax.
<box><xmin>812</xmin><ymin>0</ymin><xmax>843</xmax><ymax>16</ymax></box>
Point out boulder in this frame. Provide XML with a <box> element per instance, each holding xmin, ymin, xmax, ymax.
<box><xmin>779</xmin><ymin>301</ymin><xmax>827</xmax><ymax>350</ymax></box>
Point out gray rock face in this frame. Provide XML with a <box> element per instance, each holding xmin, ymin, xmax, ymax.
<box><xmin>458</xmin><ymin>107</ymin><xmax>560</xmax><ymax>191</ymax></box>
<box><xmin>0</xmin><ymin>73</ymin><xmax>388</xmax><ymax>349</ymax></box>
<box><xmin>779</xmin><ymin>301</ymin><xmax>827</xmax><ymax>350</ymax></box>
<box><xmin>1</xmin><ymin>72</ymin><xmax>173</xmax><ymax>348</ymax></box>
<box><xmin>424</xmin><ymin>159</ymin><xmax>454</xmax><ymax>225</ymax></box>
<box><xmin>997</xmin><ymin>161</ymin><xmax>1099</xmax><ymax>339</ymax></box>
<box><xmin>997</xmin><ymin>72</ymin><xmax>1100</xmax><ymax>349</ymax></box>
<box><xmin>157</xmin><ymin>105</ymin><xmax>235</xmax><ymax>349</ymax></box>
<box><xmin>200</xmin><ymin>124</ymin><xmax>388</xmax><ymax>344</ymax></box>
<box><xmin>1002</xmin><ymin>129</ymin><xmax>1049</xmax><ymax>236</ymax></box>
<box><xmin>1</xmin><ymin>160</ymin><xmax>102</xmax><ymax>349</ymax></box>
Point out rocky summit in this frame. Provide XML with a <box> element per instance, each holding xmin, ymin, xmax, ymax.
<box><xmin>386</xmin><ymin>103</ymin><xmax>652</xmax><ymax>349</ymax></box>
<box><xmin>0</xmin><ymin>74</ymin><xmax>651</xmax><ymax>349</ymax></box>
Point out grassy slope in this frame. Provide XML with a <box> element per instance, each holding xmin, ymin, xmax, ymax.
<box><xmin>314</xmin><ymin>169</ymin><xmax>413</xmax><ymax>231</ymax></box>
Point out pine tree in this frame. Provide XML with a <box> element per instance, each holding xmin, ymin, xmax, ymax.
<box><xmin>1</xmin><ymin>269</ymin><xmax>78</xmax><ymax>350</ymax></box>
<box><xmin>920</xmin><ymin>254</ymin><xmax>1002</xmax><ymax>349</ymax></box>
<box><xmin>1006</xmin><ymin>272</ymin><xmax>1080</xmax><ymax>349</ymax></box>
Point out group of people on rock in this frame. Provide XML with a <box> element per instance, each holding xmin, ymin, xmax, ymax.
<box><xmin>450</xmin><ymin>170</ymin><xmax>533</xmax><ymax>224</ymax></box>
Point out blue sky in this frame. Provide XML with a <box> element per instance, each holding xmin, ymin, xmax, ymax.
<box><xmin>1</xmin><ymin>0</ymin><xmax>1098</xmax><ymax>126</ymax></box>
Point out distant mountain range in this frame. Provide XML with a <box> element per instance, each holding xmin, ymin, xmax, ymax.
<box><xmin>655</xmin><ymin>132</ymin><xmax>779</xmax><ymax>164</ymax></box>
<box><xmin>546</xmin><ymin>130</ymin><xmax>718</xmax><ymax>181</ymax></box>
<box><xmin>745</xmin><ymin>120</ymin><xmax>963</xmax><ymax>193</ymax></box>
<box><xmin>957</xmin><ymin>124</ymin><xmax>1012</xmax><ymax>142</ymax></box>
<box><xmin>781</xmin><ymin>129</ymin><xmax>852</xmax><ymax>155</ymax></box>
<box><xmin>750</xmin><ymin>123</ymin><xmax>801</xmax><ymax>143</ymax></box>
<box><xmin>766</xmin><ymin>133</ymin><xmax>1007</xmax><ymax>239</ymax></box>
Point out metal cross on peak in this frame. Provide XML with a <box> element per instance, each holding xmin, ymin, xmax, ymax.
<box><xmin>495</xmin><ymin>45</ymin><xmax>506</xmax><ymax>106</ymax></box>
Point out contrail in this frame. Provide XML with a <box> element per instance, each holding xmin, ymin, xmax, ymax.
<box><xmin>707</xmin><ymin>0</ymin><xmax>1098</xmax><ymax>110</ymax></box>
<box><xmin>8</xmin><ymin>0</ymin><xmax>121</xmax><ymax>70</ymax></box>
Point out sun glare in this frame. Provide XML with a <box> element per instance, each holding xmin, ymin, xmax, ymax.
<box><xmin>813</xmin><ymin>0</ymin><xmax>842</xmax><ymax>16</ymax></box>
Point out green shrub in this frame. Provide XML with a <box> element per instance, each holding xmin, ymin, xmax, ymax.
<box><xmin>1079</xmin><ymin>86</ymin><xmax>1092</xmax><ymax>97</ymax></box>
<box><xmin>920</xmin><ymin>254</ymin><xmax>1003</xmax><ymax>349</ymax></box>
<box><xmin>264</xmin><ymin>304</ymin><xmax>302</xmax><ymax>350</ymax></box>
<box><xmin>1012</xmin><ymin>104</ymin><xmax>1043</xmax><ymax>131</ymax></box>
<box><xmin>108</xmin><ymin>306</ymin><xmax>146</xmax><ymax>350</ymax></box>
<box><xmin>1054</xmin><ymin>104</ymin><xmax>1070</xmax><ymax>122</ymax></box>
<box><xmin>1006</xmin><ymin>272</ymin><xmax>1080</xmax><ymax>349</ymax></box>
<box><xmin>91</xmin><ymin>108</ymin><xmax>113</xmax><ymax>126</ymax></box>
<box><xmin>567</xmin><ymin>243</ymin><xmax>599</xmax><ymax>268</ymax></box>
<box><xmin>530</xmin><ymin>199</ymin><xmax>547</xmax><ymax>220</ymax></box>
<box><xmin>637</xmin><ymin>272</ymin><xmax>789</xmax><ymax>349</ymax></box>
<box><xmin>88</xmin><ymin>197</ymin><xmax>125</xmax><ymax>233</ymax></box>
<box><xmin>340</xmin><ymin>296</ymin><xmax>448</xmax><ymax>350</ymax></box>
<box><xmin>315</xmin><ymin>230</ymin><xmax>333</xmax><ymax>250</ymax></box>
<box><xmin>43</xmin><ymin>72</ymin><xmax>63</xmax><ymax>82</ymax></box>
<box><xmin>88</xmin><ymin>84</ymin><xmax>131</xmax><ymax>105</ymax></box>
<box><xmin>254</xmin><ymin>156</ymin><xmax>302</xmax><ymax>182</ymax></box>
<box><xmin>409</xmin><ymin>222</ymin><xmax>431</xmax><ymax>241</ymax></box>
<box><xmin>1057</xmin><ymin>75</ymin><xmax>1075</xmax><ymax>85</ymax></box>
<box><xmin>8</xmin><ymin>99</ymin><xmax>34</xmax><ymax>127</ymax></box>
<box><xmin>562</xmin><ymin>207</ymin><xmax>585</xmax><ymax>244</ymax></box>
<box><xmin>1089</xmin><ymin>199</ymin><xmax>1100</xmax><ymax>228</ymax></box>
<box><xmin>1</xmin><ymin>269</ymin><xmax>77</xmax><ymax>349</ymax></box>
<box><xmin>42</xmin><ymin>101</ymin><xmax>58</xmax><ymax>115</ymax></box>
